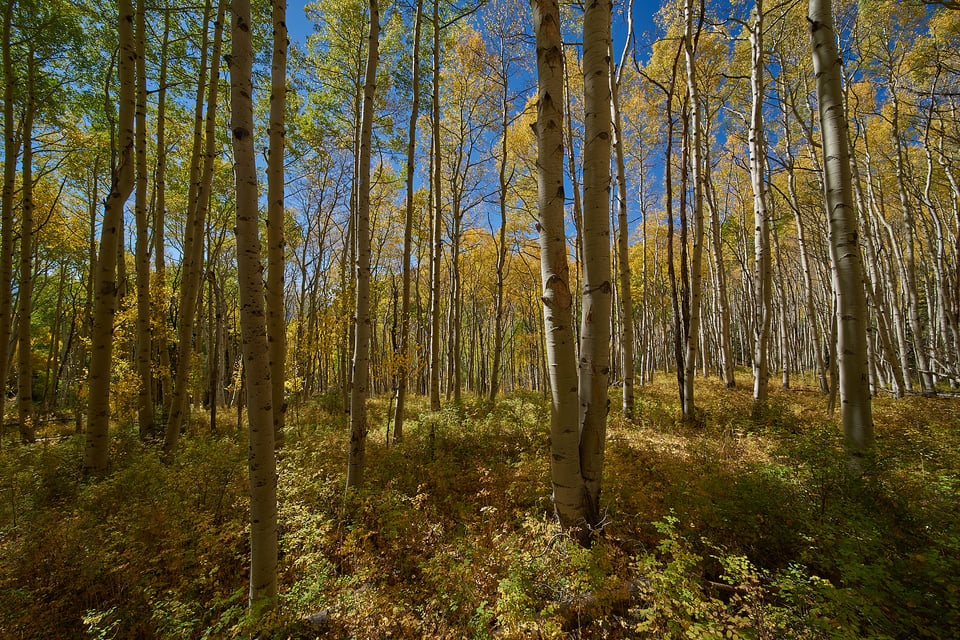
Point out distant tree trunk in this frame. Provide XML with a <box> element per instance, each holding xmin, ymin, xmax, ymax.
<box><xmin>531</xmin><ymin>0</ymin><xmax>589</xmax><ymax>537</ymax></box>
<box><xmin>84</xmin><ymin>0</ymin><xmax>136</xmax><ymax>474</ymax></box>
<box><xmin>889</xmin><ymin>85</ymin><xmax>935</xmax><ymax>395</ymax></box>
<box><xmin>428</xmin><ymin>0</ymin><xmax>443</xmax><ymax>412</ymax></box>
<box><xmin>266</xmin><ymin>0</ymin><xmax>288</xmax><ymax>448</ymax></box>
<box><xmin>393</xmin><ymin>0</ymin><xmax>422</xmax><ymax>441</ymax></box>
<box><xmin>164</xmin><ymin>0</ymin><xmax>224</xmax><ymax>457</ymax></box>
<box><xmin>779</xmin><ymin>77</ymin><xmax>828</xmax><ymax>393</ymax></box>
<box><xmin>749</xmin><ymin>0</ymin><xmax>772</xmax><ymax>414</ymax></box>
<box><xmin>230</xmin><ymin>0</ymin><xmax>277</xmax><ymax>618</ymax></box>
<box><xmin>134</xmin><ymin>0</ymin><xmax>154</xmax><ymax>437</ymax></box>
<box><xmin>0</xmin><ymin>0</ymin><xmax>16</xmax><ymax>405</ymax></box>
<box><xmin>809</xmin><ymin>0</ymin><xmax>874</xmax><ymax>466</ymax></box>
<box><xmin>578</xmin><ymin>0</ymin><xmax>612</xmax><ymax>516</ymax></box>
<box><xmin>345</xmin><ymin>0</ymin><xmax>379</xmax><ymax>490</ymax></box>
<box><xmin>704</xmin><ymin>169</ymin><xmax>735</xmax><ymax>387</ymax></box>
<box><xmin>17</xmin><ymin>48</ymin><xmax>35</xmax><ymax>443</ymax></box>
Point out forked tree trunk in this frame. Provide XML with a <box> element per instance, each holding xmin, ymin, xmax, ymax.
<box><xmin>809</xmin><ymin>0</ymin><xmax>874</xmax><ymax>466</ymax></box>
<box><xmin>230</xmin><ymin>0</ymin><xmax>277</xmax><ymax>618</ymax></box>
<box><xmin>266</xmin><ymin>0</ymin><xmax>288</xmax><ymax>448</ymax></box>
<box><xmin>84</xmin><ymin>0</ymin><xmax>136</xmax><ymax>473</ymax></box>
<box><xmin>345</xmin><ymin>0</ymin><xmax>379</xmax><ymax>490</ymax></box>
<box><xmin>531</xmin><ymin>0</ymin><xmax>589</xmax><ymax>537</ymax></box>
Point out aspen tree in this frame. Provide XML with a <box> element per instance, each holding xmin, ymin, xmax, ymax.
<box><xmin>428</xmin><ymin>0</ymin><xmax>443</xmax><ymax>411</ymax></box>
<box><xmin>531</xmin><ymin>0</ymin><xmax>589</xmax><ymax>537</ymax></box>
<box><xmin>578</xmin><ymin>0</ymin><xmax>612</xmax><ymax>515</ymax></box>
<box><xmin>267</xmin><ymin>0</ymin><xmax>288</xmax><ymax>447</ymax></box>
<box><xmin>681</xmin><ymin>0</ymin><xmax>705</xmax><ymax>420</ymax></box>
<box><xmin>153</xmin><ymin>12</ymin><xmax>172</xmax><ymax>407</ymax></box>
<box><xmin>0</xmin><ymin>0</ymin><xmax>16</xmax><ymax>422</ymax></box>
<box><xmin>230</xmin><ymin>0</ymin><xmax>278</xmax><ymax>616</ymax></box>
<box><xmin>84</xmin><ymin>0</ymin><xmax>136</xmax><ymax>473</ymax></box>
<box><xmin>345</xmin><ymin>0</ymin><xmax>380</xmax><ymax>489</ymax></box>
<box><xmin>134</xmin><ymin>0</ymin><xmax>153</xmax><ymax>437</ymax></box>
<box><xmin>749</xmin><ymin>0</ymin><xmax>772</xmax><ymax>413</ymax></box>
<box><xmin>392</xmin><ymin>0</ymin><xmax>423</xmax><ymax>442</ymax></box>
<box><xmin>164</xmin><ymin>0</ymin><xmax>224</xmax><ymax>456</ymax></box>
<box><xmin>18</xmin><ymin>48</ymin><xmax>35</xmax><ymax>443</ymax></box>
<box><xmin>809</xmin><ymin>0</ymin><xmax>874</xmax><ymax>466</ymax></box>
<box><xmin>610</xmin><ymin>1</ymin><xmax>635</xmax><ymax>418</ymax></box>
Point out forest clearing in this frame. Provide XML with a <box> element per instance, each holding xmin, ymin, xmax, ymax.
<box><xmin>3</xmin><ymin>376</ymin><xmax>959</xmax><ymax>638</ymax></box>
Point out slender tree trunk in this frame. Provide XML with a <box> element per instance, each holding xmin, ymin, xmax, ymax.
<box><xmin>134</xmin><ymin>0</ymin><xmax>154</xmax><ymax>437</ymax></box>
<box><xmin>154</xmin><ymin>12</ymin><xmax>172</xmax><ymax>409</ymax></box>
<box><xmin>17</xmin><ymin>49</ymin><xmax>35</xmax><ymax>443</ymax></box>
<box><xmin>681</xmin><ymin>0</ymin><xmax>705</xmax><ymax>420</ymax></box>
<box><xmin>345</xmin><ymin>0</ymin><xmax>379</xmax><ymax>490</ymax></box>
<box><xmin>809</xmin><ymin>0</ymin><xmax>874</xmax><ymax>465</ymax></box>
<box><xmin>489</xmin><ymin>78</ymin><xmax>509</xmax><ymax>402</ymax></box>
<box><xmin>230</xmin><ymin>0</ymin><xmax>277</xmax><ymax>618</ymax></box>
<box><xmin>266</xmin><ymin>0</ymin><xmax>288</xmax><ymax>448</ymax></box>
<box><xmin>890</xmin><ymin>86</ymin><xmax>935</xmax><ymax>395</ymax></box>
<box><xmin>610</xmin><ymin>29</ymin><xmax>635</xmax><ymax>418</ymax></box>
<box><xmin>84</xmin><ymin>0</ymin><xmax>136</xmax><ymax>473</ymax></box>
<box><xmin>704</xmin><ymin>167</ymin><xmax>734</xmax><ymax>388</ymax></box>
<box><xmin>428</xmin><ymin>0</ymin><xmax>443</xmax><ymax>412</ymax></box>
<box><xmin>164</xmin><ymin>0</ymin><xmax>224</xmax><ymax>456</ymax></box>
<box><xmin>749</xmin><ymin>0</ymin><xmax>772</xmax><ymax>414</ymax></box>
<box><xmin>393</xmin><ymin>0</ymin><xmax>422</xmax><ymax>441</ymax></box>
<box><xmin>0</xmin><ymin>0</ymin><xmax>16</xmax><ymax>409</ymax></box>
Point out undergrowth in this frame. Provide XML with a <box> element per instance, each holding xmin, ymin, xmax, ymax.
<box><xmin>1</xmin><ymin>375</ymin><xmax>958</xmax><ymax>638</ymax></box>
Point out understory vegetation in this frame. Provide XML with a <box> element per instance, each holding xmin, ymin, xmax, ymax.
<box><xmin>2</xmin><ymin>374</ymin><xmax>958</xmax><ymax>639</ymax></box>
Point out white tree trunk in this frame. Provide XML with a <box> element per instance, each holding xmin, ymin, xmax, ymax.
<box><xmin>809</xmin><ymin>0</ymin><xmax>874</xmax><ymax>464</ymax></box>
<box><xmin>231</xmin><ymin>0</ymin><xmax>278</xmax><ymax>618</ymax></box>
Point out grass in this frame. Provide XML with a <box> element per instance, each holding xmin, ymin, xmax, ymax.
<box><xmin>1</xmin><ymin>374</ymin><xmax>958</xmax><ymax>638</ymax></box>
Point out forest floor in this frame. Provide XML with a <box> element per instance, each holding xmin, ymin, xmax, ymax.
<box><xmin>1</xmin><ymin>373</ymin><xmax>959</xmax><ymax>639</ymax></box>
